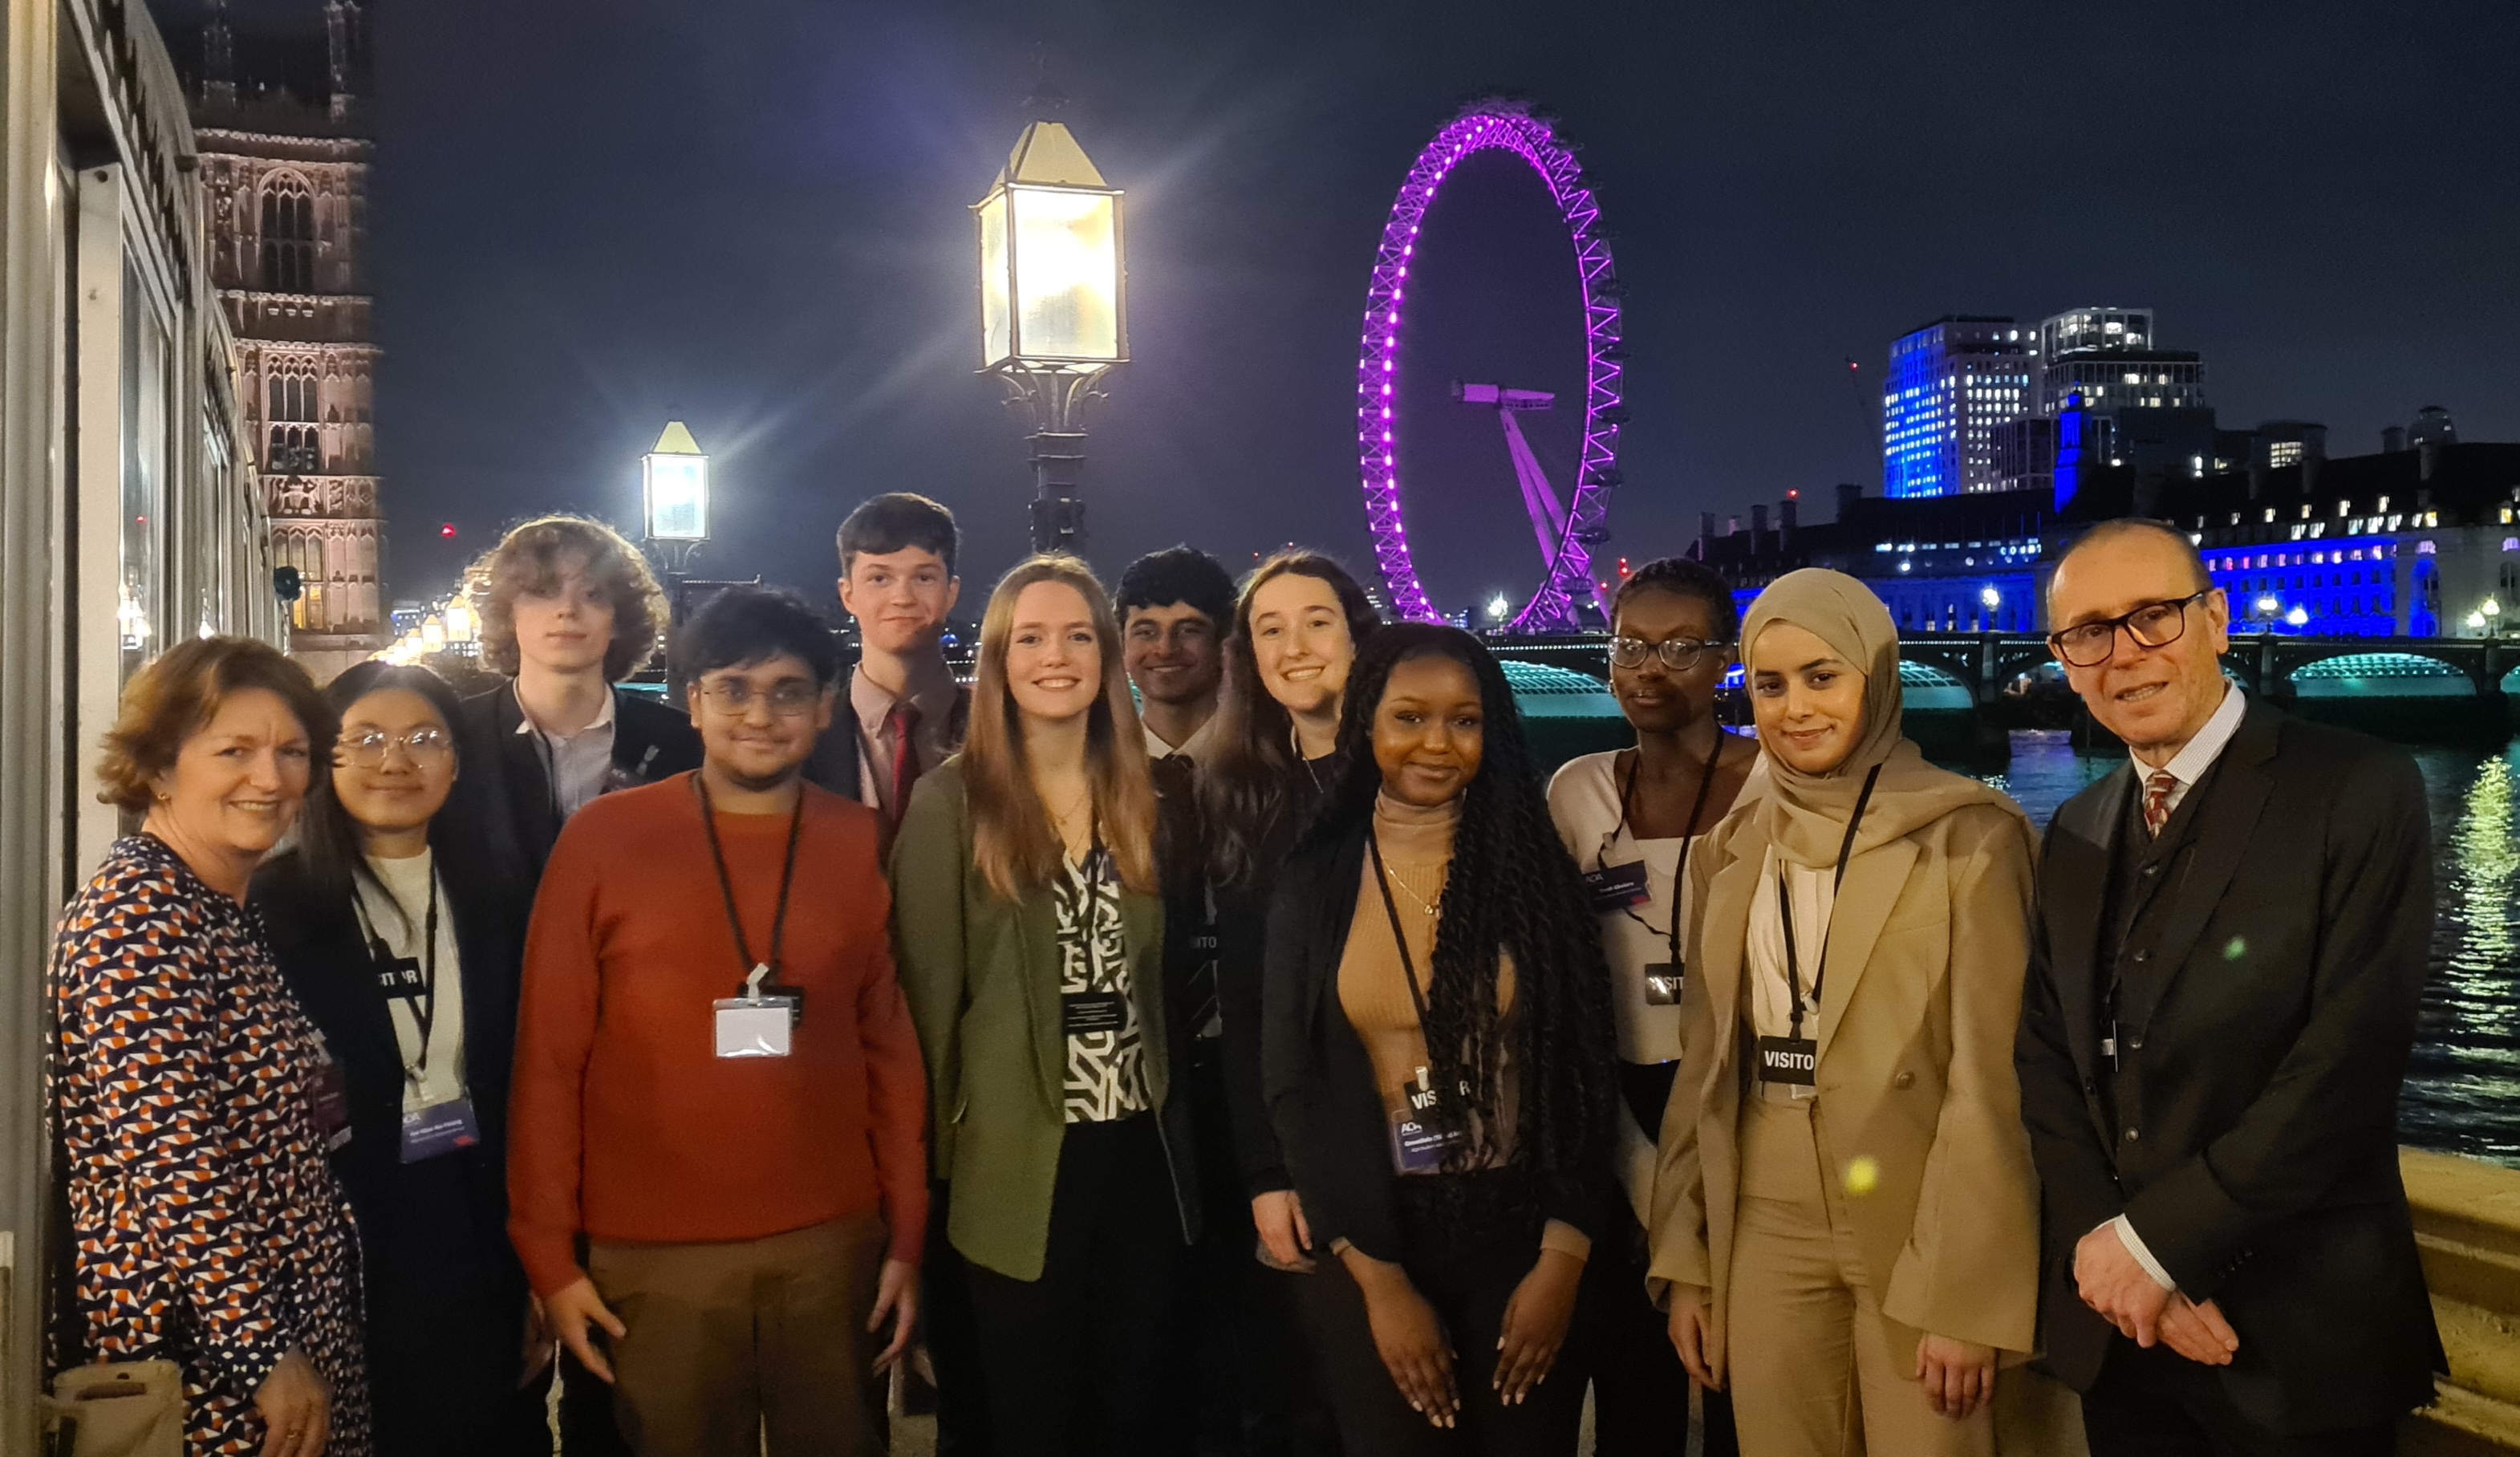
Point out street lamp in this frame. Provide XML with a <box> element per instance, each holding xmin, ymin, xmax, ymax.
<box><xmin>643</xmin><ymin>420</ymin><xmax>710</xmax><ymax>575</ymax></box>
<box><xmin>976</xmin><ymin>90</ymin><xmax>1126</xmax><ymax>554</ymax></box>
<box><xmin>1485</xmin><ymin>592</ymin><xmax>1512</xmax><ymax>625</ymax></box>
<box><xmin>2285</xmin><ymin>606</ymin><xmax>2309</xmax><ymax>628</ymax></box>
<box><xmin>2486</xmin><ymin>597</ymin><xmax>2503</xmax><ymax>635</ymax></box>
<box><xmin>443</xmin><ymin>601</ymin><xmax>475</xmax><ymax>646</ymax></box>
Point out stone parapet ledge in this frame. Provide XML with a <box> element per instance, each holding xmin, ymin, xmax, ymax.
<box><xmin>2405</xmin><ymin>1148</ymin><xmax>2520</xmax><ymax>1455</ymax></box>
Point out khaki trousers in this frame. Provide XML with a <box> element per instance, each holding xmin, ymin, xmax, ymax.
<box><xmin>589</xmin><ymin>1211</ymin><xmax>888</xmax><ymax>1457</ymax></box>
<box><xmin>1727</xmin><ymin>1094</ymin><xmax>1994</xmax><ymax>1457</ymax></box>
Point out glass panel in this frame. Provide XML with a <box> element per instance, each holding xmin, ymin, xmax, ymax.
<box><xmin>1009</xmin><ymin>186</ymin><xmax>1118</xmax><ymax>362</ymax></box>
<box><xmin>976</xmin><ymin>191</ymin><xmax>1012</xmax><ymax>367</ymax></box>
<box><xmin>119</xmin><ymin>259</ymin><xmax>168</xmax><ymax>683</ymax></box>
<box><xmin>644</xmin><ymin>454</ymin><xmax>708</xmax><ymax>540</ymax></box>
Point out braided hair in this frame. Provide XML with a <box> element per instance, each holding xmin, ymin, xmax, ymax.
<box><xmin>1311</xmin><ymin>624</ymin><xmax>1617</xmax><ymax>1179</ymax></box>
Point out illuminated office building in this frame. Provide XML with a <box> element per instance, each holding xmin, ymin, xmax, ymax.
<box><xmin>1881</xmin><ymin>316</ymin><xmax>2034</xmax><ymax>498</ymax></box>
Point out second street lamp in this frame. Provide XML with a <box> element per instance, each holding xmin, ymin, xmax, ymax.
<box><xmin>643</xmin><ymin>420</ymin><xmax>710</xmax><ymax>576</ymax></box>
<box><xmin>975</xmin><ymin>91</ymin><xmax>1127</xmax><ymax>554</ymax></box>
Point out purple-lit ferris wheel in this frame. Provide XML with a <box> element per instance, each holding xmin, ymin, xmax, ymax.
<box><xmin>1355</xmin><ymin>97</ymin><xmax>1625</xmax><ymax>630</ymax></box>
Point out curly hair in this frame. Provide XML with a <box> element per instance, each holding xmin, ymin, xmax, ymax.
<box><xmin>1201</xmin><ymin>550</ymin><xmax>1382</xmax><ymax>890</ymax></box>
<box><xmin>1310</xmin><ymin>623</ymin><xmax>1617</xmax><ymax>1179</ymax></box>
<box><xmin>472</xmin><ymin>515</ymin><xmax>668</xmax><ymax>681</ymax></box>
<box><xmin>97</xmin><ymin>636</ymin><xmax>335</xmax><ymax>812</ymax></box>
<box><xmin>1614</xmin><ymin>555</ymin><xmax>1740</xmax><ymax>641</ymax></box>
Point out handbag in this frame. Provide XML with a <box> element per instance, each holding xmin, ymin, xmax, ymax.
<box><xmin>43</xmin><ymin>1360</ymin><xmax>184</xmax><ymax>1457</ymax></box>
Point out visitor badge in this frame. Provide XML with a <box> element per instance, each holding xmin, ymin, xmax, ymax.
<box><xmin>1755</xmin><ymin>1036</ymin><xmax>1819</xmax><ymax>1090</ymax></box>
<box><xmin>714</xmin><ymin>965</ymin><xmax>797</xmax><ymax>1059</ymax></box>
<box><xmin>1389</xmin><ymin>1066</ymin><xmax>1467</xmax><ymax>1175</ymax></box>
<box><xmin>400</xmin><ymin>1096</ymin><xmax>481</xmax><ymax>1163</ymax></box>
<box><xmin>304</xmin><ymin>1030</ymin><xmax>353</xmax><ymax>1151</ymax></box>
<box><xmin>372</xmin><ymin>947</ymin><xmax>426</xmax><ymax>1001</ymax></box>
<box><xmin>1582</xmin><ymin>861</ymin><xmax>1652</xmax><ymax>913</ymax></box>
<box><xmin>1061</xmin><ymin>991</ymin><xmax>1128</xmax><ymax>1036</ymax></box>
<box><xmin>1641</xmin><ymin>962</ymin><xmax>1684</xmax><ymax>1006</ymax></box>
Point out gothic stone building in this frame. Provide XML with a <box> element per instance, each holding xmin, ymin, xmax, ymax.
<box><xmin>182</xmin><ymin>0</ymin><xmax>383</xmax><ymax>676</ymax></box>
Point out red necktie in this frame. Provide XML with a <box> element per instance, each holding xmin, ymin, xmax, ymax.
<box><xmin>887</xmin><ymin>702</ymin><xmax>923</xmax><ymax>828</ymax></box>
<box><xmin>2141</xmin><ymin>770</ymin><xmax>2177</xmax><ymax>838</ymax></box>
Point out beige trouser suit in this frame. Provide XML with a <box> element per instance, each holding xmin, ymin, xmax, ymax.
<box><xmin>1650</xmin><ymin>781</ymin><xmax>2048</xmax><ymax>1457</ymax></box>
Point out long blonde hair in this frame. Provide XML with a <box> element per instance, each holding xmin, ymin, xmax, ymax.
<box><xmin>964</xmin><ymin>555</ymin><xmax>1159</xmax><ymax>901</ymax></box>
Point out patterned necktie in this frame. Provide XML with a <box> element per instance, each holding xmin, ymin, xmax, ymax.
<box><xmin>887</xmin><ymin>701</ymin><xmax>923</xmax><ymax>829</ymax></box>
<box><xmin>2141</xmin><ymin>769</ymin><xmax>2178</xmax><ymax>838</ymax></box>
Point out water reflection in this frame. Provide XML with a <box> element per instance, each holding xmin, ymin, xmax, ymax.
<box><xmin>1963</xmin><ymin>732</ymin><xmax>2520</xmax><ymax>1167</ymax></box>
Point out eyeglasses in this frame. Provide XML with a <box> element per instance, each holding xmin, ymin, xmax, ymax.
<box><xmin>2047</xmin><ymin>591</ymin><xmax>2210</xmax><ymax>668</ymax></box>
<box><xmin>1609</xmin><ymin>635</ymin><xmax>1723</xmax><ymax>672</ymax></box>
<box><xmin>699</xmin><ymin>680</ymin><xmax>823</xmax><ymax>717</ymax></box>
<box><xmin>341</xmin><ymin>727</ymin><xmax>453</xmax><ymax>765</ymax></box>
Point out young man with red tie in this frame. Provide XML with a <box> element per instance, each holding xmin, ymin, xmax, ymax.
<box><xmin>808</xmin><ymin>493</ymin><xmax>968</xmax><ymax>840</ymax></box>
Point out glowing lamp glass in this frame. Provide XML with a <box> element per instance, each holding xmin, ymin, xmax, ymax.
<box><xmin>643</xmin><ymin>452</ymin><xmax>709</xmax><ymax>542</ymax></box>
<box><xmin>978</xmin><ymin>183</ymin><xmax>1124</xmax><ymax>367</ymax></box>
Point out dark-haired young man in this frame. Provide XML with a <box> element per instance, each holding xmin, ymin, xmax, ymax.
<box><xmin>807</xmin><ymin>493</ymin><xmax>968</xmax><ymax>830</ymax></box>
<box><xmin>460</xmin><ymin>515</ymin><xmax>703</xmax><ymax>879</ymax></box>
<box><xmin>509</xmin><ymin>586</ymin><xmax>928</xmax><ymax>1457</ymax></box>
<box><xmin>1118</xmin><ymin>546</ymin><xmax>1235</xmax><ymax>762</ymax></box>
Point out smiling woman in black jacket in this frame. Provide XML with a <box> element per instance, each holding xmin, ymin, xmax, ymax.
<box><xmin>1261</xmin><ymin>625</ymin><xmax>1617</xmax><ymax>1456</ymax></box>
<box><xmin>254</xmin><ymin>662</ymin><xmax>548</xmax><ymax>1456</ymax></box>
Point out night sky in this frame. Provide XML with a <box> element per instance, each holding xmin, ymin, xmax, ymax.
<box><xmin>211</xmin><ymin>1</ymin><xmax>2520</xmax><ymax>616</ymax></box>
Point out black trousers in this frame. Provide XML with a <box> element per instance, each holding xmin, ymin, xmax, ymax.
<box><xmin>1294</xmin><ymin>1220</ymin><xmax>1593</xmax><ymax>1456</ymax></box>
<box><xmin>925</xmin><ymin>1182</ymin><xmax>995</xmax><ymax>1457</ymax></box>
<box><xmin>967</xmin><ymin>1113</ymin><xmax>1188</xmax><ymax>1457</ymax></box>
<box><xmin>359</xmin><ymin>1148</ymin><xmax>550</xmax><ymax>1457</ymax></box>
<box><xmin>1586</xmin><ymin>1199</ymin><xmax>1735</xmax><ymax>1457</ymax></box>
<box><xmin>1169</xmin><ymin>1041</ymin><xmax>1344</xmax><ymax>1457</ymax></box>
<box><xmin>2083</xmin><ymin>1338</ymin><xmax>2400</xmax><ymax>1457</ymax></box>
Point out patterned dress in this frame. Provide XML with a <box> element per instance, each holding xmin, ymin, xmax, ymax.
<box><xmin>1055</xmin><ymin>848</ymin><xmax>1150</xmax><ymax>1122</ymax></box>
<box><xmin>51</xmin><ymin>836</ymin><xmax>372</xmax><ymax>1455</ymax></box>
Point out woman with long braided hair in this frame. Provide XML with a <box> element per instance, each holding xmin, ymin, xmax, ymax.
<box><xmin>1261</xmin><ymin>623</ymin><xmax>1617</xmax><ymax>1455</ymax></box>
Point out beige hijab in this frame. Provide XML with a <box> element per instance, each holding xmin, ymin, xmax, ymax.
<box><xmin>1739</xmin><ymin>569</ymin><xmax>2020</xmax><ymax>866</ymax></box>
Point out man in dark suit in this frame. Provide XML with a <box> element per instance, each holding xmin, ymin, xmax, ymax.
<box><xmin>2018</xmin><ymin>517</ymin><xmax>2442</xmax><ymax>1455</ymax></box>
<box><xmin>453</xmin><ymin>514</ymin><xmax>700</xmax><ymax>1456</ymax></box>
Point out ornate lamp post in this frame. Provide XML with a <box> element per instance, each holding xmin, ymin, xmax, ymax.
<box><xmin>974</xmin><ymin>94</ymin><xmax>1126</xmax><ymax>554</ymax></box>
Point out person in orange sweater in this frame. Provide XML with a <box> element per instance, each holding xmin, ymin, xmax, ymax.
<box><xmin>507</xmin><ymin>586</ymin><xmax>928</xmax><ymax>1457</ymax></box>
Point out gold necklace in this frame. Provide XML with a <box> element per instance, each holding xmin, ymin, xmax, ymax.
<box><xmin>1380</xmin><ymin>861</ymin><xmax>1443</xmax><ymax>918</ymax></box>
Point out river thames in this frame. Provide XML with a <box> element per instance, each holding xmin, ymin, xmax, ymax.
<box><xmin>1980</xmin><ymin>730</ymin><xmax>2520</xmax><ymax>1166</ymax></box>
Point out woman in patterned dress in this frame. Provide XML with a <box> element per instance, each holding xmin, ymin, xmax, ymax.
<box><xmin>51</xmin><ymin>637</ymin><xmax>372</xmax><ymax>1457</ymax></box>
<box><xmin>891</xmin><ymin>555</ymin><xmax>1200</xmax><ymax>1456</ymax></box>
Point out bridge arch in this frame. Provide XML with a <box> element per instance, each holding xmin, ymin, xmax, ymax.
<box><xmin>2288</xmin><ymin>652</ymin><xmax>2477</xmax><ymax>698</ymax></box>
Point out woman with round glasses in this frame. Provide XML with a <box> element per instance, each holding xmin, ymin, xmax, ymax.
<box><xmin>256</xmin><ymin>662</ymin><xmax>549</xmax><ymax>1455</ymax></box>
<box><xmin>1544</xmin><ymin>558</ymin><xmax>1760</xmax><ymax>1456</ymax></box>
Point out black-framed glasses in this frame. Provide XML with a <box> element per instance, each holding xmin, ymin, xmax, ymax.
<box><xmin>1609</xmin><ymin>635</ymin><xmax>1723</xmax><ymax>672</ymax></box>
<box><xmin>698</xmin><ymin>680</ymin><xmax>823</xmax><ymax>717</ymax></box>
<box><xmin>340</xmin><ymin>727</ymin><xmax>454</xmax><ymax>766</ymax></box>
<box><xmin>2047</xmin><ymin>591</ymin><xmax>2211</xmax><ymax>668</ymax></box>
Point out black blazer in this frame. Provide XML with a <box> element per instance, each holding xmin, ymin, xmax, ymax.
<box><xmin>456</xmin><ymin>682</ymin><xmax>703</xmax><ymax>877</ymax></box>
<box><xmin>251</xmin><ymin>842</ymin><xmax>532</xmax><ymax>1252</ymax></box>
<box><xmin>2015</xmin><ymin>698</ymin><xmax>2443</xmax><ymax>1432</ymax></box>
<box><xmin>1259</xmin><ymin>820</ymin><xmax>1612</xmax><ymax>1263</ymax></box>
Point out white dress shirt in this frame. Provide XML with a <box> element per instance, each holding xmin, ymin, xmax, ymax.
<box><xmin>513</xmin><ymin>682</ymin><xmax>615</xmax><ymax>821</ymax></box>
<box><xmin>2108</xmin><ymin>682</ymin><xmax>2246</xmax><ymax>1291</ymax></box>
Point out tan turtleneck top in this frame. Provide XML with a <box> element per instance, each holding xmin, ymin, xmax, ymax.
<box><xmin>1337</xmin><ymin>790</ymin><xmax>1587</xmax><ymax>1260</ymax></box>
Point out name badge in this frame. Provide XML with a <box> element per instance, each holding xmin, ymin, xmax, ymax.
<box><xmin>304</xmin><ymin>1031</ymin><xmax>352</xmax><ymax>1151</ymax></box>
<box><xmin>1755</xmin><ymin>1035</ymin><xmax>1819</xmax><ymax>1087</ymax></box>
<box><xmin>1582</xmin><ymin>860</ymin><xmax>1652</xmax><ymax>913</ymax></box>
<box><xmin>372</xmin><ymin>950</ymin><xmax>426</xmax><ymax>1001</ymax></box>
<box><xmin>714</xmin><ymin>996</ymin><xmax>797</xmax><ymax>1059</ymax></box>
<box><xmin>1389</xmin><ymin>1067</ymin><xmax>1468</xmax><ymax>1175</ymax></box>
<box><xmin>1061</xmin><ymin>991</ymin><xmax>1129</xmax><ymax>1036</ymax></box>
<box><xmin>400</xmin><ymin>1096</ymin><xmax>481</xmax><ymax>1163</ymax></box>
<box><xmin>1641</xmin><ymin>962</ymin><xmax>1684</xmax><ymax>1006</ymax></box>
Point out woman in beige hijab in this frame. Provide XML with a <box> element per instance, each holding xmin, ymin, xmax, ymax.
<box><xmin>1648</xmin><ymin>569</ymin><xmax>2042</xmax><ymax>1456</ymax></box>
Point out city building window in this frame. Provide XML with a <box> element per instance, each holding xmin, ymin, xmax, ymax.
<box><xmin>260</xmin><ymin>177</ymin><xmax>316</xmax><ymax>293</ymax></box>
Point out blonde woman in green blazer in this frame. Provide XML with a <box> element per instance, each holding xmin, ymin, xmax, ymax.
<box><xmin>890</xmin><ymin>554</ymin><xmax>1199</xmax><ymax>1456</ymax></box>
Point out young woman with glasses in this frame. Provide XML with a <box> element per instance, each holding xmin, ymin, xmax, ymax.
<box><xmin>890</xmin><ymin>555</ymin><xmax>1200</xmax><ymax>1455</ymax></box>
<box><xmin>1544</xmin><ymin>558</ymin><xmax>1761</xmax><ymax>1456</ymax></box>
<box><xmin>254</xmin><ymin>662</ymin><xmax>549</xmax><ymax>1455</ymax></box>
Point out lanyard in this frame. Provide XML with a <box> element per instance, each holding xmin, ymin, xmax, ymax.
<box><xmin>1775</xmin><ymin>763</ymin><xmax>1882</xmax><ymax>1042</ymax></box>
<box><xmin>1597</xmin><ymin>738</ymin><xmax>1723</xmax><ymax>966</ymax></box>
<box><xmin>1366</xmin><ymin>832</ymin><xmax>1438</xmax><ymax>1031</ymax></box>
<box><xmin>694</xmin><ymin>776</ymin><xmax>806</xmax><ymax>989</ymax></box>
<box><xmin>359</xmin><ymin>870</ymin><xmax>441</xmax><ymax>1092</ymax></box>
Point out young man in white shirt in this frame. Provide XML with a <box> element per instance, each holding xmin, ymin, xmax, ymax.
<box><xmin>809</xmin><ymin>493</ymin><xmax>967</xmax><ymax>834</ymax></box>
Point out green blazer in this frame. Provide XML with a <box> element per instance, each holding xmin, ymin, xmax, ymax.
<box><xmin>888</xmin><ymin>757</ymin><xmax>1199</xmax><ymax>1280</ymax></box>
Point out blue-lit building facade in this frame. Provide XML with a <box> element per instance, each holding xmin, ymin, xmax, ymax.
<box><xmin>1693</xmin><ymin>441</ymin><xmax>2520</xmax><ymax>643</ymax></box>
<box><xmin>1882</xmin><ymin>316</ymin><xmax>2035</xmax><ymax>498</ymax></box>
